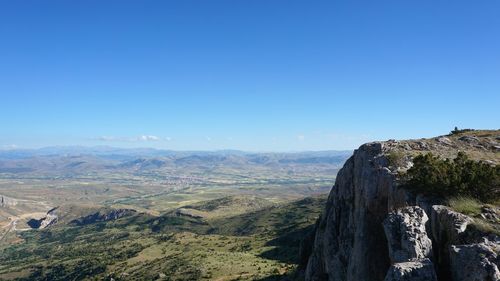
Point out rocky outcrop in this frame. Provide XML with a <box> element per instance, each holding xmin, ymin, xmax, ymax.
<box><xmin>70</xmin><ymin>208</ymin><xmax>136</xmax><ymax>226</ymax></box>
<box><xmin>450</xmin><ymin>242</ymin><xmax>500</xmax><ymax>281</ymax></box>
<box><xmin>175</xmin><ymin>208</ymin><xmax>204</xmax><ymax>219</ymax></box>
<box><xmin>303</xmin><ymin>133</ymin><xmax>500</xmax><ymax>281</ymax></box>
<box><xmin>384</xmin><ymin>206</ymin><xmax>433</xmax><ymax>263</ymax></box>
<box><xmin>382</xmin><ymin>206</ymin><xmax>438</xmax><ymax>280</ymax></box>
<box><xmin>427</xmin><ymin>205</ymin><xmax>473</xmax><ymax>279</ymax></box>
<box><xmin>384</xmin><ymin>259</ymin><xmax>437</xmax><ymax>281</ymax></box>
<box><xmin>27</xmin><ymin>207</ymin><xmax>59</xmax><ymax>229</ymax></box>
<box><xmin>305</xmin><ymin>142</ymin><xmax>394</xmax><ymax>281</ymax></box>
<box><xmin>430</xmin><ymin>205</ymin><xmax>472</xmax><ymax>245</ymax></box>
<box><xmin>28</xmin><ymin>207</ymin><xmax>136</xmax><ymax>228</ymax></box>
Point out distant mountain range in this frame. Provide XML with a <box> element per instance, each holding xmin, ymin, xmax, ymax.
<box><xmin>0</xmin><ymin>146</ymin><xmax>351</xmax><ymax>158</ymax></box>
<box><xmin>0</xmin><ymin>146</ymin><xmax>352</xmax><ymax>175</ymax></box>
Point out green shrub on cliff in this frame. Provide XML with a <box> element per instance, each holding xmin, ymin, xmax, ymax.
<box><xmin>387</xmin><ymin>150</ymin><xmax>406</xmax><ymax>168</ymax></box>
<box><xmin>402</xmin><ymin>152</ymin><xmax>500</xmax><ymax>203</ymax></box>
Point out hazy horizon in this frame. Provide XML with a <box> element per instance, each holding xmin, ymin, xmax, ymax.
<box><xmin>0</xmin><ymin>143</ymin><xmax>355</xmax><ymax>154</ymax></box>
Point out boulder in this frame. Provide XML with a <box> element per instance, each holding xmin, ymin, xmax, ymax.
<box><xmin>384</xmin><ymin>259</ymin><xmax>437</xmax><ymax>281</ymax></box>
<box><xmin>450</xmin><ymin>243</ymin><xmax>500</xmax><ymax>281</ymax></box>
<box><xmin>383</xmin><ymin>206</ymin><xmax>433</xmax><ymax>263</ymax></box>
<box><xmin>480</xmin><ymin>206</ymin><xmax>500</xmax><ymax>222</ymax></box>
<box><xmin>430</xmin><ymin>205</ymin><xmax>472</xmax><ymax>246</ymax></box>
<box><xmin>436</xmin><ymin>137</ymin><xmax>453</xmax><ymax>146</ymax></box>
<box><xmin>458</xmin><ymin>136</ymin><xmax>480</xmax><ymax>143</ymax></box>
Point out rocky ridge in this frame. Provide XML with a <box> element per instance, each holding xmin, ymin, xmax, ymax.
<box><xmin>303</xmin><ymin>130</ymin><xmax>500</xmax><ymax>281</ymax></box>
<box><xmin>69</xmin><ymin>208</ymin><xmax>136</xmax><ymax>226</ymax></box>
<box><xmin>27</xmin><ymin>205</ymin><xmax>136</xmax><ymax>229</ymax></box>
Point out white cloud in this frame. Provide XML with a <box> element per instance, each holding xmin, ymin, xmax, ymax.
<box><xmin>97</xmin><ymin>136</ymin><xmax>120</xmax><ymax>141</ymax></box>
<box><xmin>1</xmin><ymin>144</ymin><xmax>18</xmax><ymax>150</ymax></box>
<box><xmin>206</xmin><ymin>136</ymin><xmax>212</xmax><ymax>142</ymax></box>
<box><xmin>96</xmin><ymin>135</ymin><xmax>161</xmax><ymax>142</ymax></box>
<box><xmin>165</xmin><ymin>137</ymin><xmax>172</xmax><ymax>141</ymax></box>
<box><xmin>137</xmin><ymin>135</ymin><xmax>160</xmax><ymax>141</ymax></box>
<box><xmin>297</xmin><ymin>135</ymin><xmax>306</xmax><ymax>141</ymax></box>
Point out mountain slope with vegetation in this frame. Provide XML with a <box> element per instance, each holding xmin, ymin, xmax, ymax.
<box><xmin>0</xmin><ymin>196</ymin><xmax>326</xmax><ymax>281</ymax></box>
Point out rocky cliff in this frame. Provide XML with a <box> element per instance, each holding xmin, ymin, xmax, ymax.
<box><xmin>69</xmin><ymin>208</ymin><xmax>136</xmax><ymax>226</ymax></box>
<box><xmin>303</xmin><ymin>130</ymin><xmax>500</xmax><ymax>281</ymax></box>
<box><xmin>27</xmin><ymin>205</ymin><xmax>136</xmax><ymax>229</ymax></box>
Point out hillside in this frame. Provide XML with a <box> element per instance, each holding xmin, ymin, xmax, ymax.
<box><xmin>176</xmin><ymin>195</ymin><xmax>275</xmax><ymax>219</ymax></box>
<box><xmin>0</xmin><ymin>196</ymin><xmax>326</xmax><ymax>281</ymax></box>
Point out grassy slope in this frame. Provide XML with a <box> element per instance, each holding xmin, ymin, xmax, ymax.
<box><xmin>0</xmin><ymin>196</ymin><xmax>326</xmax><ymax>281</ymax></box>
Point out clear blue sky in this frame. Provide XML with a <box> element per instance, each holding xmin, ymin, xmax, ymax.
<box><xmin>0</xmin><ymin>0</ymin><xmax>499</xmax><ymax>151</ymax></box>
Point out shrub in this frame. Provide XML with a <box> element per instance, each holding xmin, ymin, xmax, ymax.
<box><xmin>450</xmin><ymin>127</ymin><xmax>475</xmax><ymax>135</ymax></box>
<box><xmin>386</xmin><ymin>151</ymin><xmax>406</xmax><ymax>168</ymax></box>
<box><xmin>402</xmin><ymin>152</ymin><xmax>500</xmax><ymax>203</ymax></box>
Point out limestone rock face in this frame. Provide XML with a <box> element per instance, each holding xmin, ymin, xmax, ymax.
<box><xmin>384</xmin><ymin>206</ymin><xmax>433</xmax><ymax>263</ymax></box>
<box><xmin>450</xmin><ymin>243</ymin><xmax>500</xmax><ymax>281</ymax></box>
<box><xmin>41</xmin><ymin>212</ymin><xmax>58</xmax><ymax>228</ymax></box>
<box><xmin>384</xmin><ymin>259</ymin><xmax>437</xmax><ymax>281</ymax></box>
<box><xmin>305</xmin><ymin>142</ymin><xmax>394</xmax><ymax>281</ymax></box>
<box><xmin>303</xmin><ymin>133</ymin><xmax>500</xmax><ymax>281</ymax></box>
<box><xmin>27</xmin><ymin>207</ymin><xmax>59</xmax><ymax>229</ymax></box>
